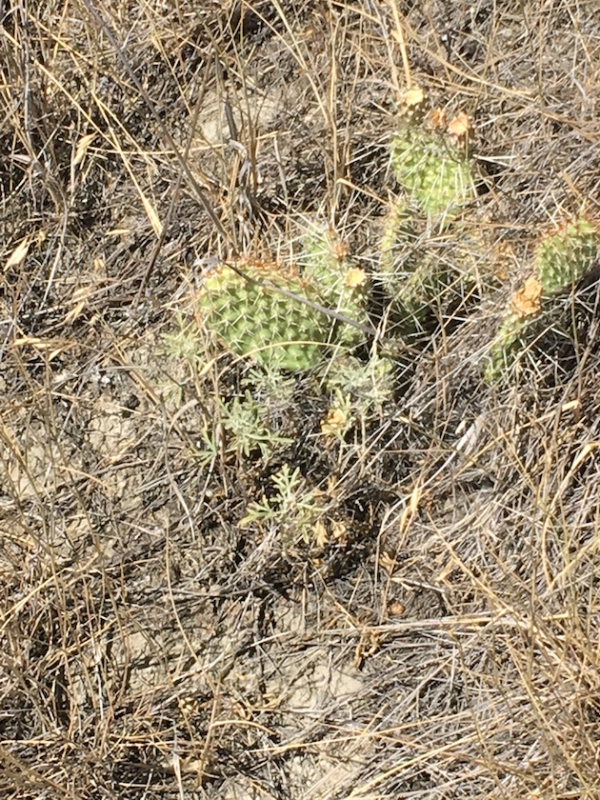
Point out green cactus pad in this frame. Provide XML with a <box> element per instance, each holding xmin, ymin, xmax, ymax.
<box><xmin>199</xmin><ymin>249</ymin><xmax>369</xmax><ymax>370</ymax></box>
<box><xmin>390</xmin><ymin>128</ymin><xmax>476</xmax><ymax>218</ymax></box>
<box><xmin>535</xmin><ymin>219</ymin><xmax>600</xmax><ymax>294</ymax></box>
<box><xmin>486</xmin><ymin>220</ymin><xmax>600</xmax><ymax>381</ymax></box>
<box><xmin>199</xmin><ymin>265</ymin><xmax>330</xmax><ymax>370</ymax></box>
<box><xmin>300</xmin><ymin>226</ymin><xmax>369</xmax><ymax>348</ymax></box>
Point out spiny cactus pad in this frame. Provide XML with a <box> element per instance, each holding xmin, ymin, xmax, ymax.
<box><xmin>199</xmin><ymin>253</ymin><xmax>367</xmax><ymax>371</ymax></box>
<box><xmin>379</xmin><ymin>200</ymin><xmax>469</xmax><ymax>335</ymax></box>
<box><xmin>199</xmin><ymin>265</ymin><xmax>327</xmax><ymax>370</ymax></box>
<box><xmin>390</xmin><ymin>127</ymin><xmax>476</xmax><ymax>218</ymax></box>
<box><xmin>535</xmin><ymin>219</ymin><xmax>600</xmax><ymax>294</ymax></box>
<box><xmin>486</xmin><ymin>220</ymin><xmax>600</xmax><ymax>381</ymax></box>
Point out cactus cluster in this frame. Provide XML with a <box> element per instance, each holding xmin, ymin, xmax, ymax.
<box><xmin>198</xmin><ymin>230</ymin><xmax>368</xmax><ymax>371</ymax></box>
<box><xmin>196</xmin><ymin>79</ymin><xmax>599</xmax><ymax>385</ymax></box>
<box><xmin>381</xmin><ymin>90</ymin><xmax>481</xmax><ymax>336</ymax></box>
<box><xmin>485</xmin><ymin>219</ymin><xmax>600</xmax><ymax>381</ymax></box>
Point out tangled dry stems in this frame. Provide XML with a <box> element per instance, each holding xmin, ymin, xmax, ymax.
<box><xmin>2</xmin><ymin>1</ymin><xmax>600</xmax><ymax>798</ymax></box>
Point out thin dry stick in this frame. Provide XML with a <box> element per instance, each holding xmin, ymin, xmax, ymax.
<box><xmin>386</xmin><ymin>0</ymin><xmax>412</xmax><ymax>88</ymax></box>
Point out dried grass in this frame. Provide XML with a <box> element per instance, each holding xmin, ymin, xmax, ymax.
<box><xmin>2</xmin><ymin>1</ymin><xmax>600</xmax><ymax>798</ymax></box>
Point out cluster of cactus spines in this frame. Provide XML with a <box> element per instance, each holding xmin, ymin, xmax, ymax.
<box><xmin>485</xmin><ymin>218</ymin><xmax>600</xmax><ymax>381</ymax></box>
<box><xmin>390</xmin><ymin>87</ymin><xmax>477</xmax><ymax>220</ymax></box>
<box><xmin>198</xmin><ymin>232</ymin><xmax>369</xmax><ymax>371</ymax></box>
<box><xmin>534</xmin><ymin>219</ymin><xmax>600</xmax><ymax>294</ymax></box>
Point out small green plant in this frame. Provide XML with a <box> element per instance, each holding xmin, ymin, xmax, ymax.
<box><xmin>240</xmin><ymin>464</ymin><xmax>324</xmax><ymax>544</ymax></box>
<box><xmin>219</xmin><ymin>392</ymin><xmax>292</xmax><ymax>460</ymax></box>
<box><xmin>161</xmin><ymin>312</ymin><xmax>204</xmax><ymax>364</ymax></box>
<box><xmin>159</xmin><ymin>313</ymin><xmax>208</xmax><ymax>408</ymax></box>
<box><xmin>241</xmin><ymin>364</ymin><xmax>296</xmax><ymax>407</ymax></box>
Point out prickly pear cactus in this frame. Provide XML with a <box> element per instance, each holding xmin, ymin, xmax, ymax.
<box><xmin>390</xmin><ymin>88</ymin><xmax>477</xmax><ymax>220</ymax></box>
<box><xmin>380</xmin><ymin>88</ymin><xmax>481</xmax><ymax>337</ymax></box>
<box><xmin>484</xmin><ymin>311</ymin><xmax>532</xmax><ymax>383</ymax></box>
<box><xmin>379</xmin><ymin>199</ymin><xmax>490</xmax><ymax>337</ymax></box>
<box><xmin>486</xmin><ymin>219</ymin><xmax>600</xmax><ymax>381</ymax></box>
<box><xmin>380</xmin><ymin>200</ymin><xmax>419</xmax><ymax>280</ymax></box>
<box><xmin>535</xmin><ymin>219</ymin><xmax>600</xmax><ymax>294</ymax></box>
<box><xmin>199</xmin><ymin>245</ymin><xmax>368</xmax><ymax>371</ymax></box>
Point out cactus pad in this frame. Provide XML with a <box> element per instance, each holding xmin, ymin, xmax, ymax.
<box><xmin>390</xmin><ymin>127</ymin><xmax>476</xmax><ymax>218</ymax></box>
<box><xmin>380</xmin><ymin>201</ymin><xmax>420</xmax><ymax>280</ymax></box>
<box><xmin>199</xmin><ymin>264</ymin><xmax>329</xmax><ymax>370</ymax></box>
<box><xmin>486</xmin><ymin>220</ymin><xmax>600</xmax><ymax>380</ymax></box>
<box><xmin>535</xmin><ymin>219</ymin><xmax>600</xmax><ymax>294</ymax></box>
<box><xmin>199</xmin><ymin>248</ymin><xmax>368</xmax><ymax>371</ymax></box>
<box><xmin>379</xmin><ymin>201</ymin><xmax>483</xmax><ymax>335</ymax></box>
<box><xmin>300</xmin><ymin>226</ymin><xmax>369</xmax><ymax>348</ymax></box>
